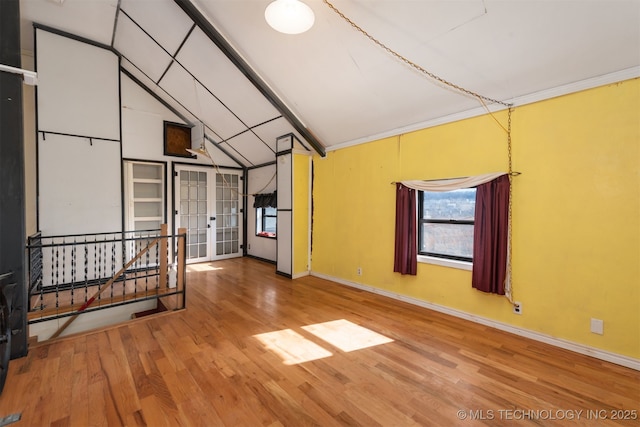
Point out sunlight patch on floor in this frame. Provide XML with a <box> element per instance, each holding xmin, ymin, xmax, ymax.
<box><xmin>302</xmin><ymin>319</ymin><xmax>394</xmax><ymax>352</ymax></box>
<box><xmin>254</xmin><ymin>329</ymin><xmax>333</xmax><ymax>365</ymax></box>
<box><xmin>187</xmin><ymin>264</ymin><xmax>223</xmax><ymax>272</ymax></box>
<box><xmin>254</xmin><ymin>320</ymin><xmax>393</xmax><ymax>365</ymax></box>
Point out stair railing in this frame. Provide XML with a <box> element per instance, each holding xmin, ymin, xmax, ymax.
<box><xmin>26</xmin><ymin>225</ymin><xmax>186</xmax><ymax>339</ymax></box>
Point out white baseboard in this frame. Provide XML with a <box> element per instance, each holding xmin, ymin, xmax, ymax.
<box><xmin>310</xmin><ymin>272</ymin><xmax>640</xmax><ymax>371</ymax></box>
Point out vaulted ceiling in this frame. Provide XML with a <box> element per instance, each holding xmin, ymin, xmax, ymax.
<box><xmin>19</xmin><ymin>0</ymin><xmax>640</xmax><ymax>168</ymax></box>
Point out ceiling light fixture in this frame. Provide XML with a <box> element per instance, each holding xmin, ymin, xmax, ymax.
<box><xmin>265</xmin><ymin>0</ymin><xmax>315</xmax><ymax>35</ymax></box>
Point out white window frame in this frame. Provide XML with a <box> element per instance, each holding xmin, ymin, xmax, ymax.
<box><xmin>417</xmin><ymin>189</ymin><xmax>475</xmax><ymax>271</ymax></box>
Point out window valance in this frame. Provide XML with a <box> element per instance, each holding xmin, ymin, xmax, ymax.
<box><xmin>399</xmin><ymin>172</ymin><xmax>506</xmax><ymax>192</ymax></box>
<box><xmin>253</xmin><ymin>192</ymin><xmax>277</xmax><ymax>208</ymax></box>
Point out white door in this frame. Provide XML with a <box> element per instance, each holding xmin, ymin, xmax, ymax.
<box><xmin>175</xmin><ymin>166</ymin><xmax>242</xmax><ymax>263</ymax></box>
<box><xmin>213</xmin><ymin>172</ymin><xmax>242</xmax><ymax>260</ymax></box>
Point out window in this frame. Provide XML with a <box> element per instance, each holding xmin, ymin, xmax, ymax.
<box><xmin>254</xmin><ymin>192</ymin><xmax>276</xmax><ymax>238</ymax></box>
<box><xmin>418</xmin><ymin>188</ymin><xmax>476</xmax><ymax>262</ymax></box>
<box><xmin>256</xmin><ymin>207</ymin><xmax>277</xmax><ymax>238</ymax></box>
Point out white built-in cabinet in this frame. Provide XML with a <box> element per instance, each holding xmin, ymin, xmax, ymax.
<box><xmin>124</xmin><ymin>161</ymin><xmax>165</xmax><ymax>233</ymax></box>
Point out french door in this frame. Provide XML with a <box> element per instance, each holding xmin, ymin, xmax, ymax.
<box><xmin>174</xmin><ymin>165</ymin><xmax>242</xmax><ymax>263</ymax></box>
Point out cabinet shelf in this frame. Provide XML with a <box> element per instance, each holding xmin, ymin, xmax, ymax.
<box><xmin>126</xmin><ymin>161</ymin><xmax>165</xmax><ymax>234</ymax></box>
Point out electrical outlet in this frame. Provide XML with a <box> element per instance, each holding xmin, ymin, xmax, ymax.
<box><xmin>590</xmin><ymin>318</ymin><xmax>604</xmax><ymax>335</ymax></box>
<box><xmin>513</xmin><ymin>301</ymin><xmax>522</xmax><ymax>315</ymax></box>
<box><xmin>357</xmin><ymin>267</ymin><xmax>362</xmax><ymax>276</ymax></box>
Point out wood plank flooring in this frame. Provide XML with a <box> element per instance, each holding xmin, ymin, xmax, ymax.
<box><xmin>1</xmin><ymin>257</ymin><xmax>638</xmax><ymax>426</ymax></box>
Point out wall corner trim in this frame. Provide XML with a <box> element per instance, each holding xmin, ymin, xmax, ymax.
<box><xmin>310</xmin><ymin>271</ymin><xmax>640</xmax><ymax>371</ymax></box>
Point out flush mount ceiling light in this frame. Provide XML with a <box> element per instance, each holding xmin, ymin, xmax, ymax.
<box><xmin>265</xmin><ymin>0</ymin><xmax>315</xmax><ymax>34</ymax></box>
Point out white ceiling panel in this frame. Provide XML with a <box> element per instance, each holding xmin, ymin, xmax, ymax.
<box><xmin>193</xmin><ymin>0</ymin><xmax>639</xmax><ymax>148</ymax></box>
<box><xmin>177</xmin><ymin>27</ymin><xmax>281</xmax><ymax>128</ymax></box>
<box><xmin>20</xmin><ymin>0</ymin><xmax>640</xmax><ymax>156</ymax></box>
<box><xmin>20</xmin><ymin>0</ymin><xmax>117</xmax><ymax>51</ymax></box>
<box><xmin>114</xmin><ymin>13</ymin><xmax>173</xmax><ymax>83</ymax></box>
<box><xmin>252</xmin><ymin>118</ymin><xmax>295</xmax><ymax>153</ymax></box>
<box><xmin>194</xmin><ymin>80</ymin><xmax>248</xmax><ymax>141</ymax></box>
<box><xmin>224</xmin><ymin>132</ymin><xmax>276</xmax><ymax>167</ymax></box>
<box><xmin>159</xmin><ymin>64</ymin><xmax>210</xmax><ymax>124</ymax></box>
<box><xmin>120</xmin><ymin>59</ymin><xmax>195</xmax><ymax>126</ymax></box>
<box><xmin>119</xmin><ymin>0</ymin><xmax>194</xmax><ymax>55</ymax></box>
<box><xmin>160</xmin><ymin>64</ymin><xmax>247</xmax><ymax>141</ymax></box>
<box><xmin>205</xmin><ymin>140</ymin><xmax>242</xmax><ymax>168</ymax></box>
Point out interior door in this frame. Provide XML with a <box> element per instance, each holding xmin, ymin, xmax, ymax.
<box><xmin>174</xmin><ymin>166</ymin><xmax>242</xmax><ymax>264</ymax></box>
<box><xmin>213</xmin><ymin>172</ymin><xmax>242</xmax><ymax>260</ymax></box>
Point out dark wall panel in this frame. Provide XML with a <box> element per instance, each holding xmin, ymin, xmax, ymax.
<box><xmin>0</xmin><ymin>0</ymin><xmax>28</xmax><ymax>359</ymax></box>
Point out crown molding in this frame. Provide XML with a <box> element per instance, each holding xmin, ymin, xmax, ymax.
<box><xmin>327</xmin><ymin>67</ymin><xmax>640</xmax><ymax>153</ymax></box>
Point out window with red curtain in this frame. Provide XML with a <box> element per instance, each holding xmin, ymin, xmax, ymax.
<box><xmin>393</xmin><ymin>174</ymin><xmax>510</xmax><ymax>294</ymax></box>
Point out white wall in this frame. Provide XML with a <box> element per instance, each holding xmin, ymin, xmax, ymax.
<box><xmin>121</xmin><ymin>73</ymin><xmax>221</xmax><ymax>238</ymax></box>
<box><xmin>121</xmin><ymin>74</ymin><xmax>187</xmax><ymax>161</ymax></box>
<box><xmin>36</xmin><ymin>29</ymin><xmax>120</xmax><ymax>141</ymax></box>
<box><xmin>247</xmin><ymin>164</ymin><xmax>277</xmax><ymax>261</ymax></box>
<box><xmin>34</xmin><ymin>28</ymin><xmax>247</xmax><ymax>259</ymax></box>
<box><xmin>36</xmin><ymin>29</ymin><xmax>122</xmax><ymax>236</ymax></box>
<box><xmin>39</xmin><ymin>134</ymin><xmax>122</xmax><ymax>235</ymax></box>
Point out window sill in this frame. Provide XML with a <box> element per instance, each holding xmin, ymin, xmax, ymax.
<box><xmin>417</xmin><ymin>255</ymin><xmax>472</xmax><ymax>271</ymax></box>
<box><xmin>256</xmin><ymin>232</ymin><xmax>276</xmax><ymax>239</ymax></box>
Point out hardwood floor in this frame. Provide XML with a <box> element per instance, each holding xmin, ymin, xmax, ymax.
<box><xmin>1</xmin><ymin>257</ymin><xmax>638</xmax><ymax>426</ymax></box>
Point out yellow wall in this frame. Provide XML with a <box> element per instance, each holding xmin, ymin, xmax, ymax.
<box><xmin>293</xmin><ymin>153</ymin><xmax>310</xmax><ymax>276</ymax></box>
<box><xmin>311</xmin><ymin>78</ymin><xmax>640</xmax><ymax>358</ymax></box>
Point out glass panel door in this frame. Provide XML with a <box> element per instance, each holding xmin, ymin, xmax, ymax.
<box><xmin>174</xmin><ymin>166</ymin><xmax>242</xmax><ymax>263</ymax></box>
<box><xmin>176</xmin><ymin>167</ymin><xmax>211</xmax><ymax>264</ymax></box>
<box><xmin>214</xmin><ymin>172</ymin><xmax>241</xmax><ymax>260</ymax></box>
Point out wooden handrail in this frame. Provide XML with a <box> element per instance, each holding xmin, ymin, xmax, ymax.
<box><xmin>176</xmin><ymin>228</ymin><xmax>186</xmax><ymax>309</ymax></box>
<box><xmin>159</xmin><ymin>224</ymin><xmax>168</xmax><ymax>289</ymax></box>
<box><xmin>50</xmin><ymin>237</ymin><xmax>160</xmax><ymax>339</ymax></box>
